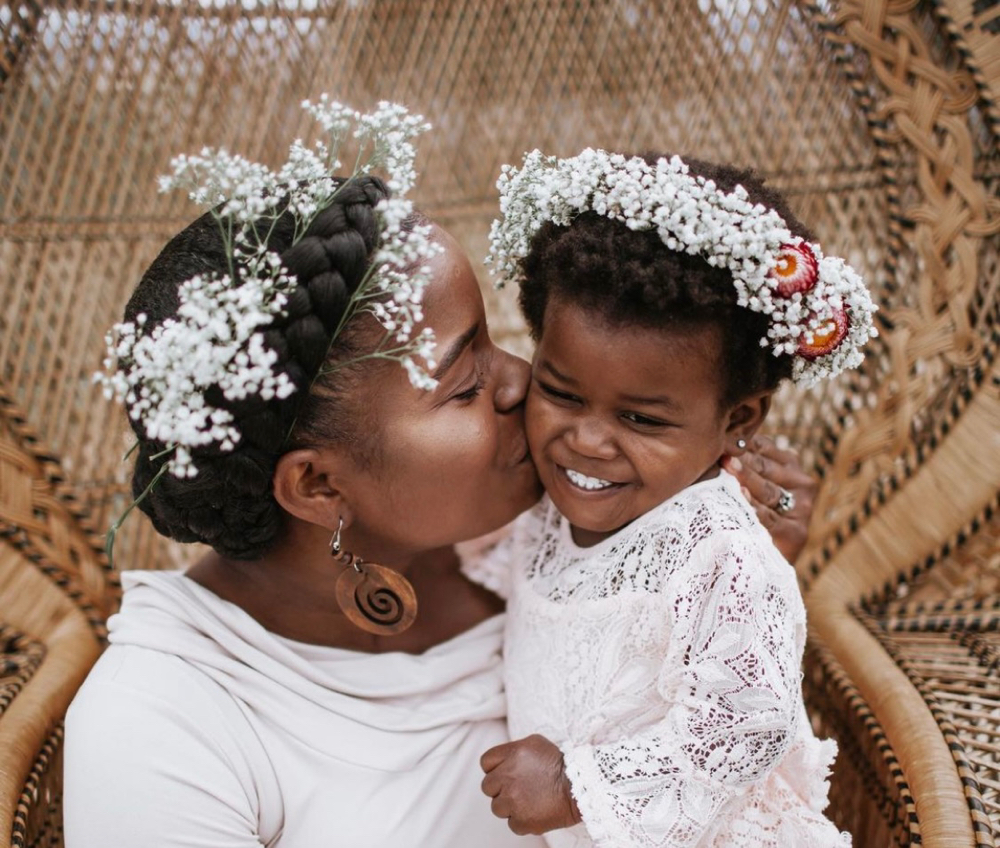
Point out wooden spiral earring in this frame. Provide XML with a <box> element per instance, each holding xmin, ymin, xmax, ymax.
<box><xmin>329</xmin><ymin>518</ymin><xmax>418</xmax><ymax>635</ymax></box>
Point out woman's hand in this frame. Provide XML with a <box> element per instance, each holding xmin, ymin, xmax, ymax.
<box><xmin>721</xmin><ymin>435</ymin><xmax>817</xmax><ymax>563</ymax></box>
<box><xmin>480</xmin><ymin>734</ymin><xmax>582</xmax><ymax>835</ymax></box>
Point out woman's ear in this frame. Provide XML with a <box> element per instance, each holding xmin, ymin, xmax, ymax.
<box><xmin>273</xmin><ymin>448</ymin><xmax>355</xmax><ymax>533</ymax></box>
<box><xmin>724</xmin><ymin>392</ymin><xmax>772</xmax><ymax>455</ymax></box>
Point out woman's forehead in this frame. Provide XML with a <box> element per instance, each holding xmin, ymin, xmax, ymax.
<box><xmin>420</xmin><ymin>233</ymin><xmax>486</xmax><ymax>333</ymax></box>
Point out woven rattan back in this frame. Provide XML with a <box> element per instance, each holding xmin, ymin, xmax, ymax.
<box><xmin>2</xmin><ymin>0</ymin><xmax>996</xmax><ymax>578</ymax></box>
<box><xmin>0</xmin><ymin>389</ymin><xmax>115</xmax><ymax>847</ymax></box>
<box><xmin>1</xmin><ymin>1</ymin><xmax>998</xmax><ymax>845</ymax></box>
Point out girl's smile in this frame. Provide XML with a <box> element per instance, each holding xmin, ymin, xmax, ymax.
<box><xmin>525</xmin><ymin>296</ymin><xmax>765</xmax><ymax>548</ymax></box>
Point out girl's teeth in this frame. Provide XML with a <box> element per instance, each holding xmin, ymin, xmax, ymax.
<box><xmin>565</xmin><ymin>468</ymin><xmax>615</xmax><ymax>490</ymax></box>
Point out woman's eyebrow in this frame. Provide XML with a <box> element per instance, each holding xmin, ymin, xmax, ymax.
<box><xmin>433</xmin><ymin>322</ymin><xmax>480</xmax><ymax>378</ymax></box>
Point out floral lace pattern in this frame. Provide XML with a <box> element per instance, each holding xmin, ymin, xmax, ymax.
<box><xmin>462</xmin><ymin>473</ymin><xmax>850</xmax><ymax>848</ymax></box>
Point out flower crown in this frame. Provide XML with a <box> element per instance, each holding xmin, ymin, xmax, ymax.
<box><xmin>487</xmin><ymin>149</ymin><xmax>878</xmax><ymax>385</ymax></box>
<box><xmin>97</xmin><ymin>99</ymin><xmax>440</xmax><ymax>480</ymax></box>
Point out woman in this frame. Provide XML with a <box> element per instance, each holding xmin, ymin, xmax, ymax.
<box><xmin>65</xmin><ymin>171</ymin><xmax>815</xmax><ymax>847</ymax></box>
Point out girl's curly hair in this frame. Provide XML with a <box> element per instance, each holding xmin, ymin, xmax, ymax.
<box><xmin>518</xmin><ymin>156</ymin><xmax>814</xmax><ymax>406</ymax></box>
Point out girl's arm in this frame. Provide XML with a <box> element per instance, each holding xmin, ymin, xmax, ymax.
<box><xmin>482</xmin><ymin>533</ymin><xmax>805</xmax><ymax>845</ymax></box>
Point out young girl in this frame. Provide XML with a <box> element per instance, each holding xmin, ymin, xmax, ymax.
<box><xmin>465</xmin><ymin>151</ymin><xmax>876</xmax><ymax>847</ymax></box>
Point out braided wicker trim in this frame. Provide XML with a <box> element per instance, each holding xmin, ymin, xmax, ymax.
<box><xmin>10</xmin><ymin>723</ymin><xmax>63</xmax><ymax>848</ymax></box>
<box><xmin>806</xmin><ymin>640</ymin><xmax>921</xmax><ymax>844</ymax></box>
<box><xmin>858</xmin><ymin>493</ymin><xmax>999</xmax><ymax>610</ymax></box>
<box><xmin>798</xmin><ymin>0</ymin><xmax>1000</xmax><ymax>584</ymax></box>
<box><xmin>957</xmin><ymin>631</ymin><xmax>1000</xmax><ymax>672</ymax></box>
<box><xmin>854</xmin><ymin>609</ymin><xmax>997</xmax><ymax>847</ymax></box>
<box><xmin>807</xmin><ymin>350</ymin><xmax>999</xmax><ymax>583</ymax></box>
<box><xmin>0</xmin><ymin>624</ymin><xmax>46</xmax><ymax>720</ymax></box>
<box><xmin>931</xmin><ymin>0</ymin><xmax>1000</xmax><ymax>135</ymax></box>
<box><xmin>0</xmin><ymin>387</ymin><xmax>120</xmax><ymax>640</ymax></box>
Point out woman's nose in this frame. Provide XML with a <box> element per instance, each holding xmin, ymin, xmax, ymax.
<box><xmin>493</xmin><ymin>348</ymin><xmax>530</xmax><ymax>413</ymax></box>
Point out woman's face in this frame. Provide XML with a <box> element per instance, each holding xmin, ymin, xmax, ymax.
<box><xmin>340</xmin><ymin>228</ymin><xmax>542</xmax><ymax>561</ymax></box>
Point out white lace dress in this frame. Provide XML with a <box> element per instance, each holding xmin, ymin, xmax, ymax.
<box><xmin>460</xmin><ymin>471</ymin><xmax>850</xmax><ymax>848</ymax></box>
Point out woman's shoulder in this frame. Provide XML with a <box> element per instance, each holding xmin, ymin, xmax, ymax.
<box><xmin>71</xmin><ymin>641</ymin><xmax>220</xmax><ymax>711</ymax></box>
<box><xmin>64</xmin><ymin>643</ymin><xmax>282</xmax><ymax>846</ymax></box>
<box><xmin>69</xmin><ymin>572</ymin><xmax>277</xmax><ymax>775</ymax></box>
<box><xmin>67</xmin><ymin>642</ymin><xmax>253</xmax><ymax>756</ymax></box>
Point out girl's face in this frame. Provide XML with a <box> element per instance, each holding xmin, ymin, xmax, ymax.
<box><xmin>339</xmin><ymin>228</ymin><xmax>542</xmax><ymax>562</ymax></box>
<box><xmin>526</xmin><ymin>297</ymin><xmax>743</xmax><ymax>547</ymax></box>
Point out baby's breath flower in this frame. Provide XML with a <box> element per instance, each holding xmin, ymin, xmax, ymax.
<box><xmin>487</xmin><ymin>149</ymin><xmax>877</xmax><ymax>386</ymax></box>
<box><xmin>98</xmin><ymin>98</ymin><xmax>437</xmax><ymax>478</ymax></box>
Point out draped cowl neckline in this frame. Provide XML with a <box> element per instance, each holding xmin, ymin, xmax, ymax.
<box><xmin>110</xmin><ymin>570</ymin><xmax>509</xmax><ymax>771</ymax></box>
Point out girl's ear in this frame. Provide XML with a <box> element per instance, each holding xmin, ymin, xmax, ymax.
<box><xmin>273</xmin><ymin>448</ymin><xmax>356</xmax><ymax>534</ymax></box>
<box><xmin>724</xmin><ymin>392</ymin><xmax>772</xmax><ymax>455</ymax></box>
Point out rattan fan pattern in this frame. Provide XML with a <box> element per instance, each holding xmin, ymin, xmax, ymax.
<box><xmin>0</xmin><ymin>627</ymin><xmax>45</xmax><ymax>720</ymax></box>
<box><xmin>0</xmin><ymin>0</ymin><xmax>897</xmax><ymax>573</ymax></box>
<box><xmin>858</xmin><ymin>504</ymin><xmax>1000</xmax><ymax>840</ymax></box>
<box><xmin>1</xmin><ymin>1</ymin><xmax>998</xmax><ymax>846</ymax></box>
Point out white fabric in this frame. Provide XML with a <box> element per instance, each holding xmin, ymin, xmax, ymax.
<box><xmin>64</xmin><ymin>571</ymin><xmax>545</xmax><ymax>848</ymax></box>
<box><xmin>462</xmin><ymin>471</ymin><xmax>851</xmax><ymax>848</ymax></box>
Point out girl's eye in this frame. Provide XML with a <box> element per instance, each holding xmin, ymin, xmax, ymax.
<box><xmin>621</xmin><ymin>411</ymin><xmax>669</xmax><ymax>428</ymax></box>
<box><xmin>538</xmin><ymin>381</ymin><xmax>580</xmax><ymax>404</ymax></box>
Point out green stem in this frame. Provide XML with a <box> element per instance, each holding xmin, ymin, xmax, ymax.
<box><xmin>150</xmin><ymin>443</ymin><xmax>178</xmax><ymax>461</ymax></box>
<box><xmin>318</xmin><ymin>342</ymin><xmax>419</xmax><ymax>375</ymax></box>
<box><xmin>211</xmin><ymin>210</ymin><xmax>236</xmax><ymax>282</ymax></box>
<box><xmin>121</xmin><ymin>440</ymin><xmax>140</xmax><ymax>463</ymax></box>
<box><xmin>105</xmin><ymin>459</ymin><xmax>171</xmax><ymax>568</ymax></box>
<box><xmin>353</xmin><ymin>142</ymin><xmax>367</xmax><ymax>175</ymax></box>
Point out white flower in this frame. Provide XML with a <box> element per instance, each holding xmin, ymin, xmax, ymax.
<box><xmin>99</xmin><ymin>98</ymin><xmax>438</xmax><ymax>477</ymax></box>
<box><xmin>487</xmin><ymin>148</ymin><xmax>877</xmax><ymax>385</ymax></box>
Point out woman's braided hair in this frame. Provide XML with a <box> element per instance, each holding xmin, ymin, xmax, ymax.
<box><xmin>126</xmin><ymin>176</ymin><xmax>389</xmax><ymax>559</ymax></box>
<box><xmin>518</xmin><ymin>156</ymin><xmax>813</xmax><ymax>406</ymax></box>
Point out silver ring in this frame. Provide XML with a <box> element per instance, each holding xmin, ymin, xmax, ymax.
<box><xmin>775</xmin><ymin>488</ymin><xmax>796</xmax><ymax>515</ymax></box>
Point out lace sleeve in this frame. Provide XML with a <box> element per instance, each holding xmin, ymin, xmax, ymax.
<box><xmin>562</xmin><ymin>532</ymin><xmax>805</xmax><ymax>847</ymax></box>
<box><xmin>456</xmin><ymin>523</ymin><xmax>519</xmax><ymax>600</ymax></box>
<box><xmin>457</xmin><ymin>499</ymin><xmax>550</xmax><ymax>601</ymax></box>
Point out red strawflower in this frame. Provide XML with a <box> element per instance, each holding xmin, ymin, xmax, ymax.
<box><xmin>771</xmin><ymin>242</ymin><xmax>819</xmax><ymax>297</ymax></box>
<box><xmin>798</xmin><ymin>309</ymin><xmax>849</xmax><ymax>359</ymax></box>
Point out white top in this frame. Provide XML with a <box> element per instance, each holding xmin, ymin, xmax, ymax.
<box><xmin>64</xmin><ymin>570</ymin><xmax>545</xmax><ymax>848</ymax></box>
<box><xmin>462</xmin><ymin>472</ymin><xmax>851</xmax><ymax>848</ymax></box>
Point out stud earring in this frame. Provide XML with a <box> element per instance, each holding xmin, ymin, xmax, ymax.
<box><xmin>736</xmin><ymin>438</ymin><xmax>747</xmax><ymax>451</ymax></box>
<box><xmin>329</xmin><ymin>517</ymin><xmax>418</xmax><ymax>635</ymax></box>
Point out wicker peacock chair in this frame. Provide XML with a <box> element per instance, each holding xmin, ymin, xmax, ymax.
<box><xmin>1</xmin><ymin>1</ymin><xmax>997</xmax><ymax>845</ymax></box>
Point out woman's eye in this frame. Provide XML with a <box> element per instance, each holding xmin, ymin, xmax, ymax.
<box><xmin>538</xmin><ymin>381</ymin><xmax>580</xmax><ymax>403</ymax></box>
<box><xmin>622</xmin><ymin>411</ymin><xmax>669</xmax><ymax>428</ymax></box>
<box><xmin>453</xmin><ymin>378</ymin><xmax>485</xmax><ymax>402</ymax></box>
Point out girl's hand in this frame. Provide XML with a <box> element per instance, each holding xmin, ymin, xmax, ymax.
<box><xmin>721</xmin><ymin>435</ymin><xmax>817</xmax><ymax>563</ymax></box>
<box><xmin>480</xmin><ymin>734</ymin><xmax>582</xmax><ymax>835</ymax></box>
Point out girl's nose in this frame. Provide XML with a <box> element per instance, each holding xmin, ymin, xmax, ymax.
<box><xmin>493</xmin><ymin>348</ymin><xmax>530</xmax><ymax>413</ymax></box>
<box><xmin>566</xmin><ymin>416</ymin><xmax>618</xmax><ymax>460</ymax></box>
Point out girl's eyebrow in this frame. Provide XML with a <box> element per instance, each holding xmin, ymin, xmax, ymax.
<box><xmin>539</xmin><ymin>359</ymin><xmax>578</xmax><ymax>385</ymax></box>
<box><xmin>619</xmin><ymin>392</ymin><xmax>683</xmax><ymax>412</ymax></box>
<box><xmin>433</xmin><ymin>322</ymin><xmax>479</xmax><ymax>378</ymax></box>
<box><xmin>542</xmin><ymin>360</ymin><xmax>682</xmax><ymax>412</ymax></box>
